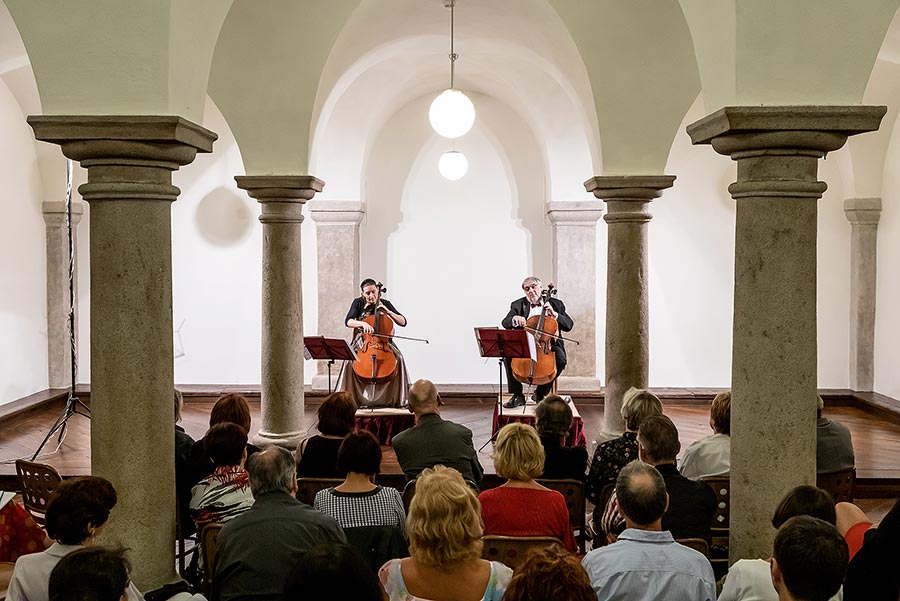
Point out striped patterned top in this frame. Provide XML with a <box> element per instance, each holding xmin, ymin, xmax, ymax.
<box><xmin>314</xmin><ymin>485</ymin><xmax>406</xmax><ymax>535</ymax></box>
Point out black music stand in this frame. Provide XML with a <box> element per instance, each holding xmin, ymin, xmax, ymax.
<box><xmin>304</xmin><ymin>336</ymin><xmax>357</xmax><ymax>394</ymax></box>
<box><xmin>474</xmin><ymin>327</ymin><xmax>531</xmax><ymax>451</ymax></box>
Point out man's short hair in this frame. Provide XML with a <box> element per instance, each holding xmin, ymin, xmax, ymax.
<box><xmin>317</xmin><ymin>391</ymin><xmax>357</xmax><ymax>436</ymax></box>
<box><xmin>408</xmin><ymin>379</ymin><xmax>439</xmax><ymax>414</ymax></box>
<box><xmin>637</xmin><ymin>415</ymin><xmax>681</xmax><ymax>463</ymax></box>
<box><xmin>247</xmin><ymin>446</ymin><xmax>296</xmax><ymax>497</ymax></box>
<box><xmin>620</xmin><ymin>388</ymin><xmax>663</xmax><ymax>431</ymax></box>
<box><xmin>337</xmin><ymin>430</ymin><xmax>382</xmax><ymax>476</ymax></box>
<box><xmin>493</xmin><ymin>422</ymin><xmax>545</xmax><ymax>481</ymax></box>
<box><xmin>773</xmin><ymin>516</ymin><xmax>848</xmax><ymax>601</ymax></box>
<box><xmin>816</xmin><ymin>395</ymin><xmax>825</xmax><ymax>418</ymax></box>
<box><xmin>535</xmin><ymin>396</ymin><xmax>573</xmax><ymax>437</ymax></box>
<box><xmin>615</xmin><ymin>460</ymin><xmax>667</xmax><ymax>526</ymax></box>
<box><xmin>205</xmin><ymin>422</ymin><xmax>248</xmax><ymax>467</ymax></box>
<box><xmin>771</xmin><ymin>485</ymin><xmax>836</xmax><ymax>529</ymax></box>
<box><xmin>49</xmin><ymin>547</ymin><xmax>130</xmax><ymax>601</ymax></box>
<box><xmin>521</xmin><ymin>276</ymin><xmax>541</xmax><ymax>289</ymax></box>
<box><xmin>710</xmin><ymin>391</ymin><xmax>731</xmax><ymax>435</ymax></box>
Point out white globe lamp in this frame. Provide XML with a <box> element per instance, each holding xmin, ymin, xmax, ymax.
<box><xmin>429</xmin><ymin>89</ymin><xmax>475</xmax><ymax>139</ymax></box>
<box><xmin>438</xmin><ymin>151</ymin><xmax>468</xmax><ymax>181</ymax></box>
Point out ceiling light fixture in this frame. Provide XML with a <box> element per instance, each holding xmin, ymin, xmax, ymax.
<box><xmin>429</xmin><ymin>0</ymin><xmax>475</xmax><ymax>139</ymax></box>
<box><xmin>438</xmin><ymin>150</ymin><xmax>469</xmax><ymax>180</ymax></box>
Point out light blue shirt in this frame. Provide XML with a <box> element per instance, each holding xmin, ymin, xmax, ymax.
<box><xmin>581</xmin><ymin>528</ymin><xmax>716</xmax><ymax>601</ymax></box>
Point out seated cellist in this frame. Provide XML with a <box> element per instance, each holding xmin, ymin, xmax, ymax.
<box><xmin>501</xmin><ymin>276</ymin><xmax>574</xmax><ymax>408</ymax></box>
<box><xmin>336</xmin><ymin>278</ymin><xmax>410</xmax><ymax>408</ymax></box>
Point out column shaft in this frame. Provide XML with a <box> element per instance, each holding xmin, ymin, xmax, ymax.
<box><xmin>844</xmin><ymin>198</ymin><xmax>881</xmax><ymax>392</ymax></box>
<box><xmin>547</xmin><ymin>201</ymin><xmax>604</xmax><ymax>391</ymax></box>
<box><xmin>29</xmin><ymin>115</ymin><xmax>216</xmax><ymax>591</ymax></box>
<box><xmin>687</xmin><ymin>105</ymin><xmax>885</xmax><ymax>562</ymax></box>
<box><xmin>586</xmin><ymin>176</ymin><xmax>675</xmax><ymax>439</ymax></box>
<box><xmin>236</xmin><ymin>176</ymin><xmax>324</xmax><ymax>448</ymax></box>
<box><xmin>309</xmin><ymin>201</ymin><xmax>364</xmax><ymax>390</ymax></box>
<box><xmin>42</xmin><ymin>201</ymin><xmax>83</xmax><ymax>389</ymax></box>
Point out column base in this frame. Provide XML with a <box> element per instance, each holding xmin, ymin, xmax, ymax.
<box><xmin>253</xmin><ymin>429</ymin><xmax>305</xmax><ymax>450</ymax></box>
<box><xmin>557</xmin><ymin>376</ymin><xmax>602</xmax><ymax>393</ymax></box>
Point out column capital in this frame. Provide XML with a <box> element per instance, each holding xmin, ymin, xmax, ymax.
<box><xmin>546</xmin><ymin>200</ymin><xmax>604</xmax><ymax>225</ymax></box>
<box><xmin>585</xmin><ymin>175</ymin><xmax>675</xmax><ymax>224</ymax></box>
<box><xmin>843</xmin><ymin>197</ymin><xmax>882</xmax><ymax>226</ymax></box>
<box><xmin>308</xmin><ymin>200</ymin><xmax>365</xmax><ymax>225</ymax></box>
<box><xmin>687</xmin><ymin>106</ymin><xmax>886</xmax><ymax>156</ymax></box>
<box><xmin>235</xmin><ymin>175</ymin><xmax>325</xmax><ymax>225</ymax></box>
<box><xmin>42</xmin><ymin>201</ymin><xmax>84</xmax><ymax>226</ymax></box>
<box><xmin>28</xmin><ymin>115</ymin><xmax>217</xmax><ymax>203</ymax></box>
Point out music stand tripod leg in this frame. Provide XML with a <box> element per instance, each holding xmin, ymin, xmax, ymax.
<box><xmin>478</xmin><ymin>358</ymin><xmax>506</xmax><ymax>453</ymax></box>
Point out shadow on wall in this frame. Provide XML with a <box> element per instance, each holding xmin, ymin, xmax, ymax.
<box><xmin>194</xmin><ymin>186</ymin><xmax>253</xmax><ymax>246</ymax></box>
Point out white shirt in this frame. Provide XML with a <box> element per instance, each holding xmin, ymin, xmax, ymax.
<box><xmin>7</xmin><ymin>543</ymin><xmax>145</xmax><ymax>601</ymax></box>
<box><xmin>679</xmin><ymin>432</ymin><xmax>731</xmax><ymax>480</ymax></box>
<box><xmin>719</xmin><ymin>558</ymin><xmax>843</xmax><ymax>601</ymax></box>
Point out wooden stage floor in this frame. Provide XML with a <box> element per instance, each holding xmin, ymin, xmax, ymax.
<box><xmin>2</xmin><ymin>395</ymin><xmax>899</xmax><ymax>489</ymax></box>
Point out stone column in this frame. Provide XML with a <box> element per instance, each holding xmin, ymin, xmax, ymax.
<box><xmin>236</xmin><ymin>176</ymin><xmax>324</xmax><ymax>449</ymax></box>
<box><xmin>843</xmin><ymin>197</ymin><xmax>881</xmax><ymax>392</ymax></box>
<box><xmin>546</xmin><ymin>201</ymin><xmax>604</xmax><ymax>392</ymax></box>
<box><xmin>28</xmin><ymin>115</ymin><xmax>216</xmax><ymax>591</ymax></box>
<box><xmin>687</xmin><ymin>106</ymin><xmax>885</xmax><ymax>562</ymax></box>
<box><xmin>584</xmin><ymin>176</ymin><xmax>675</xmax><ymax>440</ymax></box>
<box><xmin>308</xmin><ymin>200</ymin><xmax>364</xmax><ymax>391</ymax></box>
<box><xmin>42</xmin><ymin>201</ymin><xmax>84</xmax><ymax>389</ymax></box>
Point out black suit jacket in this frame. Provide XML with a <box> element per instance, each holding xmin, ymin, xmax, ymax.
<box><xmin>502</xmin><ymin>296</ymin><xmax>574</xmax><ymax>357</ymax></box>
<box><xmin>391</xmin><ymin>413</ymin><xmax>484</xmax><ymax>485</ymax></box>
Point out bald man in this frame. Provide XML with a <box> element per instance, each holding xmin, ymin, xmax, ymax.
<box><xmin>390</xmin><ymin>379</ymin><xmax>484</xmax><ymax>485</ymax></box>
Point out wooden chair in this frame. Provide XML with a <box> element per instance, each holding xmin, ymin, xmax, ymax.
<box><xmin>702</xmin><ymin>475</ymin><xmax>730</xmax><ymax>577</ymax></box>
<box><xmin>15</xmin><ymin>459</ymin><xmax>62</xmax><ymax>526</ymax></box>
<box><xmin>199</xmin><ymin>522</ymin><xmax>223</xmax><ymax>598</ymax></box>
<box><xmin>175</xmin><ymin>503</ymin><xmax>197</xmax><ymax>580</ymax></box>
<box><xmin>296</xmin><ymin>477</ymin><xmax>343</xmax><ymax>507</ymax></box>
<box><xmin>401</xmin><ymin>479</ymin><xmax>417</xmax><ymax>513</ymax></box>
<box><xmin>676</xmin><ymin>537</ymin><xmax>710</xmax><ymax>558</ymax></box>
<box><xmin>536</xmin><ymin>478</ymin><xmax>586</xmax><ymax>553</ymax></box>
<box><xmin>817</xmin><ymin>467</ymin><xmax>856</xmax><ymax>503</ymax></box>
<box><xmin>482</xmin><ymin>535</ymin><xmax>564</xmax><ymax>570</ymax></box>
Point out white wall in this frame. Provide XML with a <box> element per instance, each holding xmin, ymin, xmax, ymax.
<box><xmin>0</xmin><ymin>75</ymin><xmax>47</xmax><ymax>404</ymax></box>
<box><xmin>875</xmin><ymin>114</ymin><xmax>900</xmax><ymax>399</ymax></box>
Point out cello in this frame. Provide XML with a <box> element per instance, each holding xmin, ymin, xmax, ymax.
<box><xmin>351</xmin><ymin>282</ymin><xmax>398</xmax><ymax>384</ymax></box>
<box><xmin>511</xmin><ymin>284</ymin><xmax>559</xmax><ymax>386</ymax></box>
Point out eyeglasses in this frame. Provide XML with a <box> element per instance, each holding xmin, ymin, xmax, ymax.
<box><xmin>523</xmin><ymin>283</ymin><xmax>541</xmax><ymax>291</ymax></box>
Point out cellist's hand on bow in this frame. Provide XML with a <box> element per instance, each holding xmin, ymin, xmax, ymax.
<box><xmin>512</xmin><ymin>316</ymin><xmax>527</xmax><ymax>328</ymax></box>
<box><xmin>358</xmin><ymin>320</ymin><xmax>374</xmax><ymax>334</ymax></box>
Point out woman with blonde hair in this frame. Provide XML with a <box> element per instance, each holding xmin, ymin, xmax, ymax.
<box><xmin>379</xmin><ymin>466</ymin><xmax>511</xmax><ymax>601</ymax></box>
<box><xmin>478</xmin><ymin>423</ymin><xmax>576</xmax><ymax>552</ymax></box>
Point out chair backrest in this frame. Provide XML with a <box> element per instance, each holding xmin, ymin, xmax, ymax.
<box><xmin>296</xmin><ymin>477</ymin><xmax>343</xmax><ymax>507</ymax></box>
<box><xmin>343</xmin><ymin>525</ymin><xmax>409</xmax><ymax>571</ymax></box>
<box><xmin>402</xmin><ymin>479</ymin><xmax>417</xmax><ymax>513</ymax></box>
<box><xmin>15</xmin><ymin>459</ymin><xmax>62</xmax><ymax>526</ymax></box>
<box><xmin>676</xmin><ymin>537</ymin><xmax>710</xmax><ymax>558</ymax></box>
<box><xmin>482</xmin><ymin>535</ymin><xmax>564</xmax><ymax>570</ymax></box>
<box><xmin>816</xmin><ymin>468</ymin><xmax>855</xmax><ymax>503</ymax></box>
<box><xmin>702</xmin><ymin>475</ymin><xmax>730</xmax><ymax>530</ymax></box>
<box><xmin>200</xmin><ymin>522</ymin><xmax>223</xmax><ymax>598</ymax></box>
<box><xmin>535</xmin><ymin>478</ymin><xmax>586</xmax><ymax>553</ymax></box>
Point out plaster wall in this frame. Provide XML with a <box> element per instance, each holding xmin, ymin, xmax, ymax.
<box><xmin>0</xmin><ymin>76</ymin><xmax>47</xmax><ymax>404</ymax></box>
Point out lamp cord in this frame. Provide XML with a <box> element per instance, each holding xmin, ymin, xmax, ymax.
<box><xmin>449</xmin><ymin>0</ymin><xmax>457</xmax><ymax>89</ymax></box>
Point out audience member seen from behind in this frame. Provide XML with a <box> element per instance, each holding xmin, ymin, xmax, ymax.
<box><xmin>174</xmin><ymin>388</ymin><xmax>197</xmax><ymax>536</ymax></box>
<box><xmin>842</xmin><ymin>496</ymin><xmax>900</xmax><ymax>601</ymax></box>
<box><xmin>771</xmin><ymin>516</ymin><xmax>848</xmax><ymax>601</ymax></box>
<box><xmin>7</xmin><ymin>476</ymin><xmax>143</xmax><ymax>601</ymax></box>
<box><xmin>379</xmin><ymin>465</ymin><xmax>512</xmax><ymax>601</ymax></box>
<box><xmin>191</xmin><ymin>393</ymin><xmax>260</xmax><ymax>481</ymax></box>
<box><xmin>391</xmin><ymin>379</ymin><xmax>484</xmax><ymax>486</ymax></box>
<box><xmin>296</xmin><ymin>391</ymin><xmax>357</xmax><ymax>478</ymax></box>
<box><xmin>283</xmin><ymin>542</ymin><xmax>384</xmax><ymax>601</ymax></box>
<box><xmin>314</xmin><ymin>429</ymin><xmax>405</xmax><ymax>531</ymax></box>
<box><xmin>599</xmin><ymin>415</ymin><xmax>717</xmax><ymax>543</ymax></box>
<box><xmin>189</xmin><ymin>422</ymin><xmax>254</xmax><ymax>531</ymax></box>
<box><xmin>581</xmin><ymin>461</ymin><xmax>715</xmax><ymax>601</ymax></box>
<box><xmin>679</xmin><ymin>391</ymin><xmax>731</xmax><ymax>479</ymax></box>
<box><xmin>47</xmin><ymin>547</ymin><xmax>129</xmax><ymax>601</ymax></box>
<box><xmin>503</xmin><ymin>544</ymin><xmax>595</xmax><ymax>601</ymax></box>
<box><xmin>816</xmin><ymin>395</ymin><xmax>855</xmax><ymax>474</ymax></box>
<box><xmin>478</xmin><ymin>423</ymin><xmax>576</xmax><ymax>552</ymax></box>
<box><xmin>719</xmin><ymin>485</ymin><xmax>839</xmax><ymax>601</ymax></box>
<box><xmin>534</xmin><ymin>396</ymin><xmax>587</xmax><ymax>481</ymax></box>
<box><xmin>212</xmin><ymin>446</ymin><xmax>346</xmax><ymax>601</ymax></box>
<box><xmin>586</xmin><ymin>388</ymin><xmax>663</xmax><ymax>507</ymax></box>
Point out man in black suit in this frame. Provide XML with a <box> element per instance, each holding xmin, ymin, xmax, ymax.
<box><xmin>391</xmin><ymin>379</ymin><xmax>484</xmax><ymax>486</ymax></box>
<box><xmin>501</xmin><ymin>276</ymin><xmax>574</xmax><ymax>407</ymax></box>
